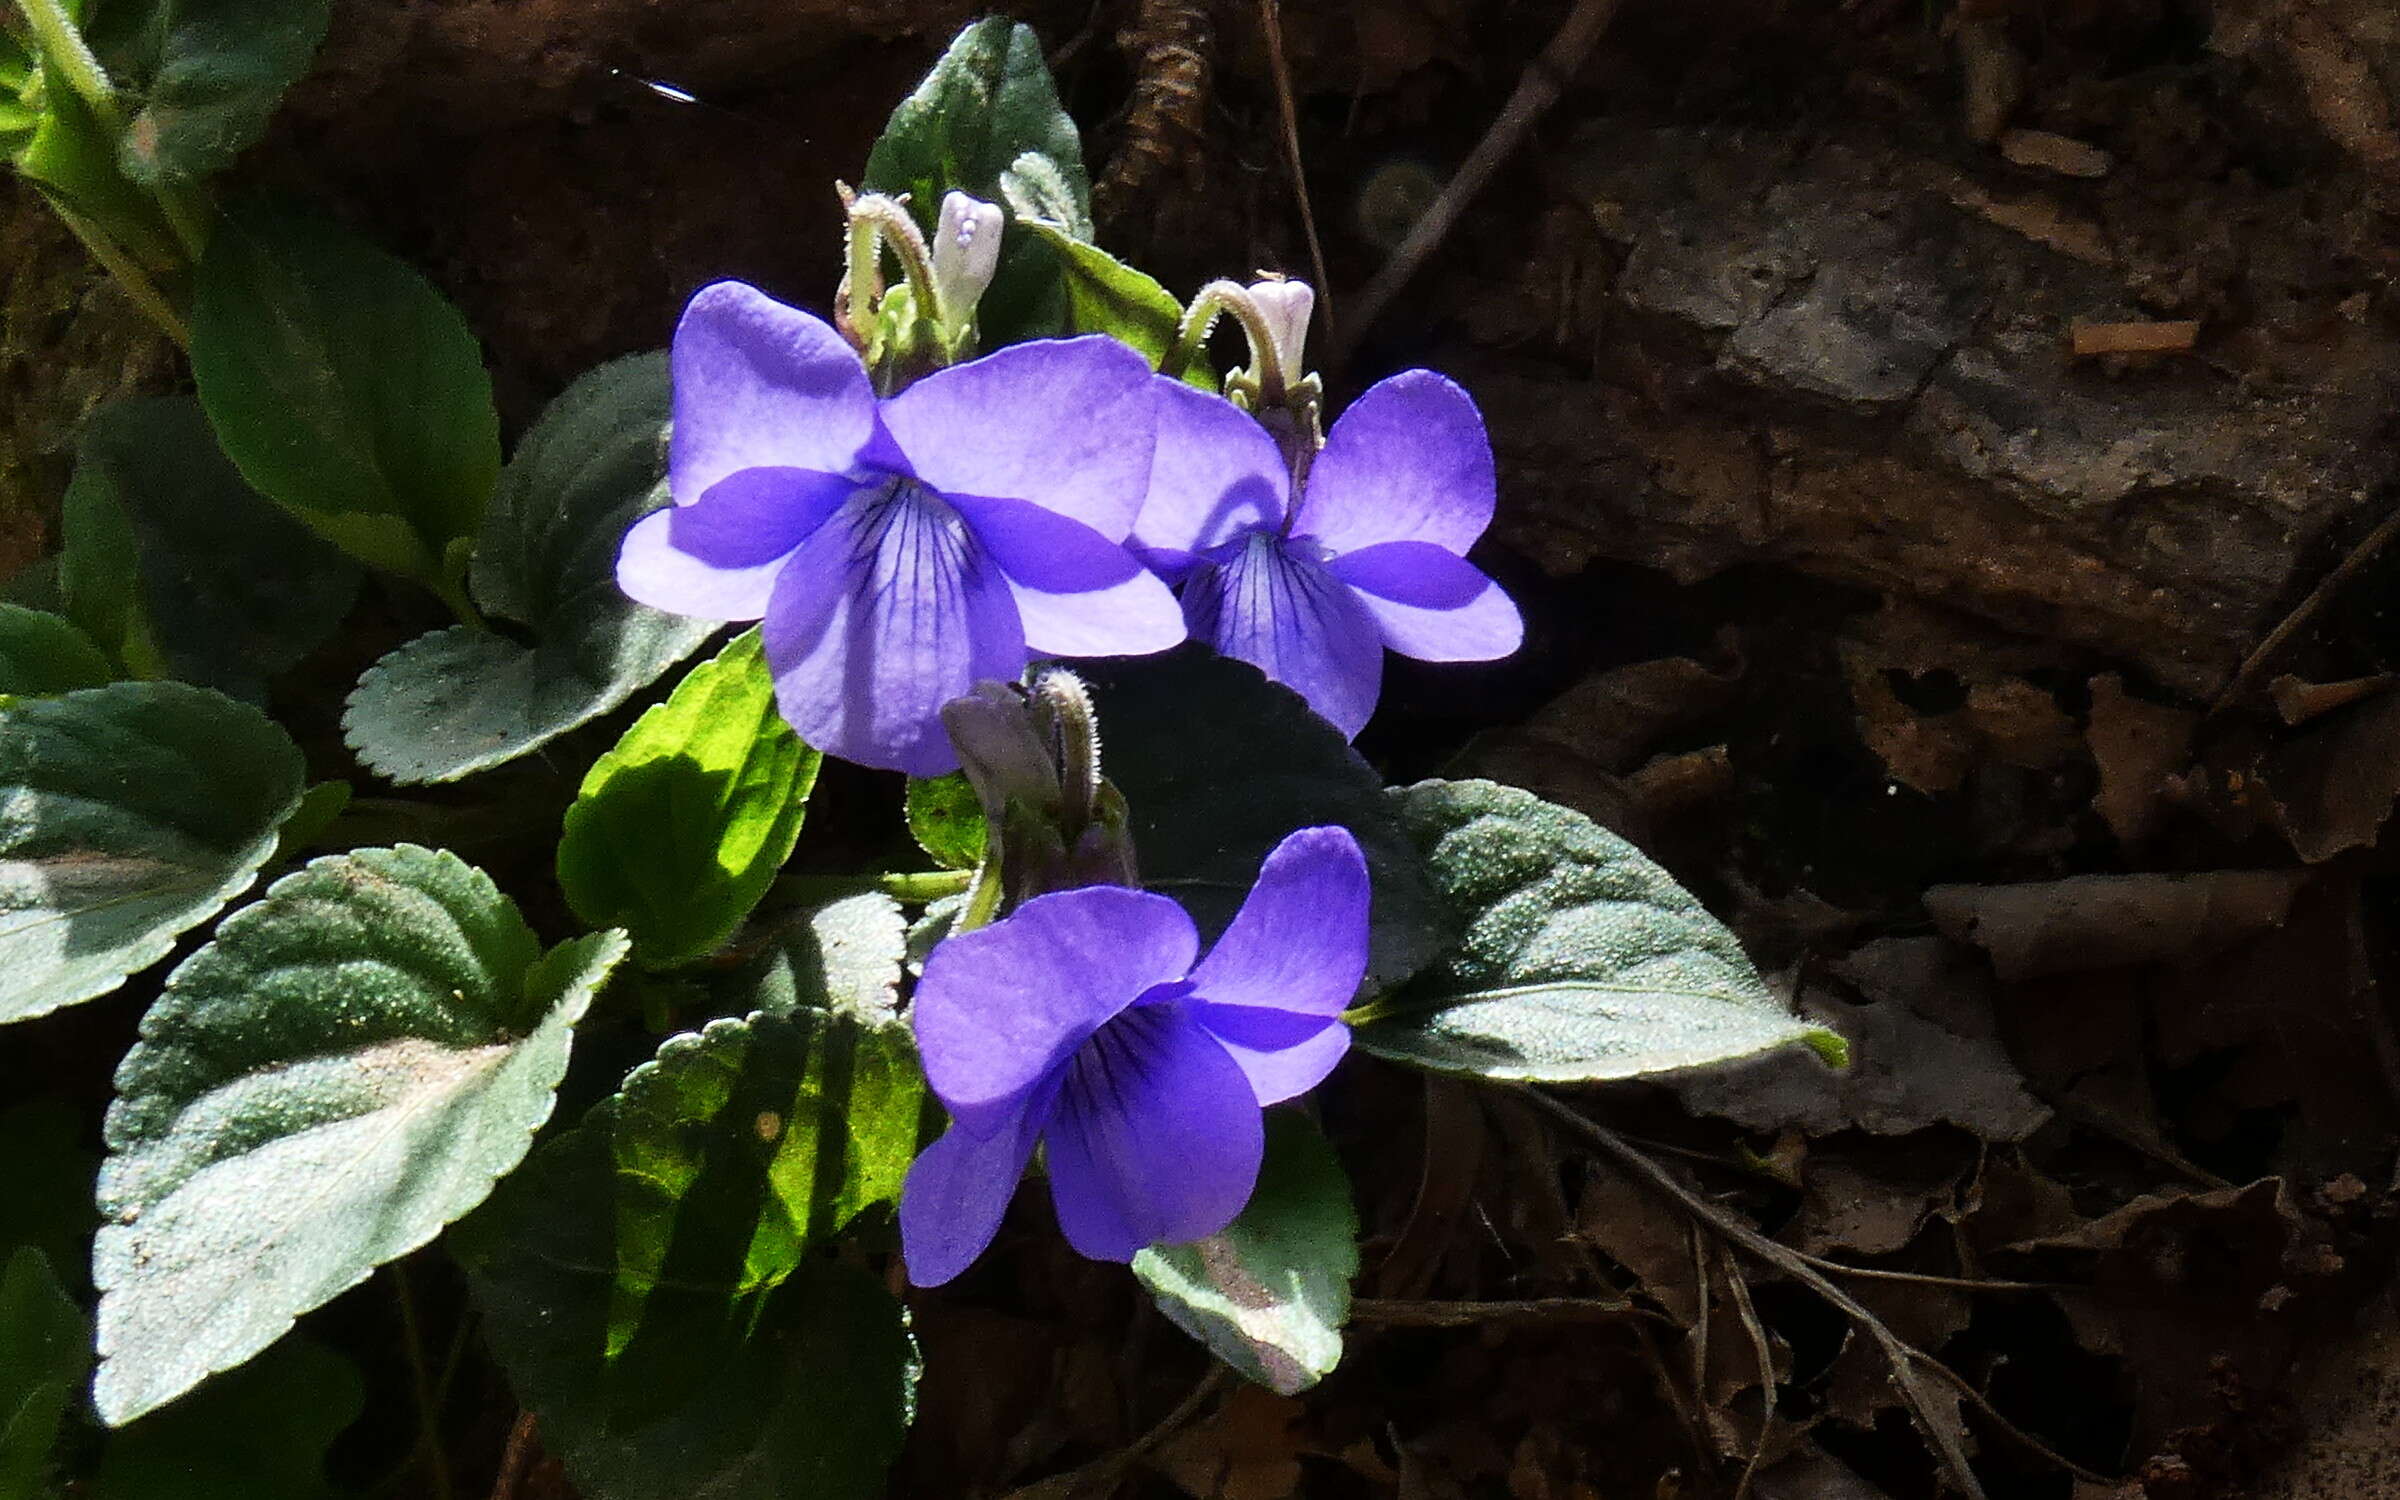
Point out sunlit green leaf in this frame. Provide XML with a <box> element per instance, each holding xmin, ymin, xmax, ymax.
<box><xmin>93</xmin><ymin>845</ymin><xmax>624</xmax><ymax>1424</ymax></box>
<box><xmin>736</xmin><ymin>894</ymin><xmax>908</xmax><ymax>1026</ymax></box>
<box><xmin>1019</xmin><ymin>221</ymin><xmax>1215</xmax><ymax>390</ymax></box>
<box><xmin>904</xmin><ymin>772</ymin><xmax>986</xmax><ymax>872</ymax></box>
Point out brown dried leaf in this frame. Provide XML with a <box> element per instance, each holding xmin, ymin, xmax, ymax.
<box><xmin>2262</xmin><ymin>690</ymin><xmax>2400</xmax><ymax>862</ymax></box>
<box><xmin>1926</xmin><ymin>871</ymin><xmax>2310</xmax><ymax>980</ymax></box>
<box><xmin>2085</xmin><ymin>673</ymin><xmax>2197</xmax><ymax>845</ymax></box>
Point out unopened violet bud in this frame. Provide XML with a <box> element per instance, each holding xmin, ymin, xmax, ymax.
<box><xmin>1247</xmin><ymin>278</ymin><xmax>1314</xmax><ymax>381</ymax></box>
<box><xmin>932</xmin><ymin>191</ymin><xmax>1005</xmax><ymax>324</ymax></box>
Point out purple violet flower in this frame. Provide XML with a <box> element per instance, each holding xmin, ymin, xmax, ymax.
<box><xmin>1132</xmin><ymin>373</ymin><xmax>1525</xmax><ymax>739</ymax></box>
<box><xmin>900</xmin><ymin>825</ymin><xmax>1369</xmax><ymax>1286</ymax></box>
<box><xmin>617</xmin><ymin>282</ymin><xmax>1184</xmax><ymax>775</ymax></box>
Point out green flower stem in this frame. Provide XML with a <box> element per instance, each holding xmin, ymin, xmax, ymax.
<box><xmin>775</xmin><ymin>869</ymin><xmax>974</xmax><ymax>905</ymax></box>
<box><xmin>15</xmin><ymin>0</ymin><xmax>118</xmax><ymax>123</ymax></box>
<box><xmin>1165</xmin><ymin>280</ymin><xmax>1292</xmax><ymax>406</ymax></box>
<box><xmin>45</xmin><ymin>199</ymin><xmax>190</xmax><ymax>346</ymax></box>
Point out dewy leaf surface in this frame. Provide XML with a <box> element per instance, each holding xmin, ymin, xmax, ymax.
<box><xmin>343</xmin><ymin>353</ymin><xmax>717</xmax><ymax>784</ymax></box>
<box><xmin>0</xmin><ymin>682</ymin><xmax>304</xmax><ymax>1026</ymax></box>
<box><xmin>92</xmin><ymin>845</ymin><xmax>625</xmax><ymax>1425</ymax></box>
<box><xmin>191</xmin><ymin>202</ymin><xmax>500</xmax><ymax>587</ymax></box>
<box><xmin>61</xmin><ymin>395</ymin><xmax>359</xmax><ymax>698</ymax></box>
<box><xmin>456</xmin><ymin>1005</ymin><xmax>922</xmax><ymax>1500</ymax></box>
<box><xmin>1356</xmin><ymin>780</ymin><xmax>1838</xmax><ymax>1082</ymax></box>
<box><xmin>1083</xmin><ymin>647</ymin><xmax>1442</xmax><ymax>989</ymax></box>
<box><xmin>559</xmin><ymin>630</ymin><xmax>820</xmax><ymax>968</ymax></box>
<box><xmin>1133</xmin><ymin>1111</ymin><xmax>1357</xmax><ymax>1395</ymax></box>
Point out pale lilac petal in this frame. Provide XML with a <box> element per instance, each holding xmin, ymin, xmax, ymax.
<box><xmin>1185</xmin><ymin>536</ymin><xmax>1384</xmax><ymax>740</ymax></box>
<box><xmin>912</xmin><ymin>886</ymin><xmax>1199</xmax><ymax>1137</ymax></box>
<box><xmin>879</xmin><ymin>336</ymin><xmax>1157</xmax><ymax>538</ymax></box>
<box><xmin>1190</xmin><ymin>826</ymin><xmax>1371</xmax><ymax>1016</ymax></box>
<box><xmin>950</xmin><ymin>493</ymin><xmax>1186</xmax><ymax>658</ymax></box>
<box><xmin>1128</xmin><ymin>380</ymin><xmax>1290</xmax><ymax>581</ymax></box>
<box><xmin>1193</xmin><ymin>1005</ymin><xmax>1350</xmax><ymax>1105</ymax></box>
<box><xmin>900</xmin><ymin>1092</ymin><xmax>1050</xmax><ymax>1287</ymax></box>
<box><xmin>1292</xmin><ymin>370</ymin><xmax>1495</xmax><ymax>556</ymax></box>
<box><xmin>1044</xmin><ymin>1004</ymin><xmax>1265</xmax><ymax>1260</ymax></box>
<box><xmin>617</xmin><ymin>468</ymin><xmax>854</xmax><ymax>620</ymax></box>
<box><xmin>760</xmin><ymin>486</ymin><xmax>1024</xmax><ymax>776</ymax></box>
<box><xmin>669</xmin><ymin>282</ymin><xmax>879</xmax><ymax>503</ymax></box>
<box><xmin>1327</xmin><ymin>541</ymin><xmax>1524</xmax><ymax>662</ymax></box>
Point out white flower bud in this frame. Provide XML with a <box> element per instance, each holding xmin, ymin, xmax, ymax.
<box><xmin>932</xmin><ymin>192</ymin><xmax>1005</xmax><ymax>321</ymax></box>
<box><xmin>1246</xmin><ymin>278</ymin><xmax>1315</xmax><ymax>380</ymax></box>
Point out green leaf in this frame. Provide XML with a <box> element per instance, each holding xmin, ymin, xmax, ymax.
<box><xmin>191</xmin><ymin>201</ymin><xmax>500</xmax><ymax>587</ymax></box>
<box><xmin>97</xmin><ymin>1330</ymin><xmax>362</xmax><ymax>1500</ymax></box>
<box><xmin>0</xmin><ymin>603</ymin><xmax>114</xmax><ymax>695</ymax></box>
<box><xmin>862</xmin><ymin>18</ymin><xmax>1088</xmax><ymax>341</ymax></box>
<box><xmin>559</xmin><ymin>630</ymin><xmax>820</xmax><ymax>968</ymax></box>
<box><xmin>1018</xmin><ymin>221</ymin><xmax>1215</xmax><ymax>390</ymax></box>
<box><xmin>11</xmin><ymin>69</ymin><xmax>186</xmax><ymax>272</ymax></box>
<box><xmin>342</xmin><ymin>352</ymin><xmax>717</xmax><ymax>784</ymax></box>
<box><xmin>1132</xmin><ymin>1111</ymin><xmax>1357</xmax><ymax>1395</ymax></box>
<box><xmin>905</xmin><ymin>772</ymin><xmax>986</xmax><ymax>871</ymax></box>
<box><xmin>113</xmin><ymin>0</ymin><xmax>332</xmax><ymax>185</ymax></box>
<box><xmin>62</xmin><ymin>396</ymin><xmax>360</xmax><ymax>697</ymax></box>
<box><xmin>736</xmin><ymin>893</ymin><xmax>908</xmax><ymax>1026</ymax></box>
<box><xmin>0</xmin><ymin>1249</ymin><xmax>87</xmax><ymax>1500</ymax></box>
<box><xmin>1355</xmin><ymin>780</ymin><xmax>1837</xmax><ymax>1081</ymax></box>
<box><xmin>1082</xmin><ymin>647</ymin><xmax>1444</xmax><ymax>989</ymax></box>
<box><xmin>0</xmin><ymin>682</ymin><xmax>304</xmax><ymax>1026</ymax></box>
<box><xmin>456</xmin><ymin>1007</ymin><xmax>923</xmax><ymax>1500</ymax></box>
<box><xmin>92</xmin><ymin>844</ymin><xmax>625</xmax><ymax>1425</ymax></box>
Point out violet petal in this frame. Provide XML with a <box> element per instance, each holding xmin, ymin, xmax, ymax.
<box><xmin>1128</xmin><ymin>379</ymin><xmax>1291</xmax><ymax>582</ymax></box>
<box><xmin>1327</xmin><ymin>540</ymin><xmax>1524</xmax><ymax>662</ymax></box>
<box><xmin>1184</xmin><ymin>535</ymin><xmax>1385</xmax><ymax>740</ymax></box>
<box><xmin>952</xmin><ymin>492</ymin><xmax>1186</xmax><ymax>658</ymax></box>
<box><xmin>669</xmin><ymin>282</ymin><xmax>880</xmax><ymax>504</ymax></box>
<box><xmin>1293</xmin><ymin>370</ymin><xmax>1495</xmax><ymax>556</ymax></box>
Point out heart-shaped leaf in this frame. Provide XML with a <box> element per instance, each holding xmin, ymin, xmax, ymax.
<box><xmin>456</xmin><ymin>1004</ymin><xmax>923</xmax><ymax>1500</ymax></box>
<box><xmin>1355</xmin><ymin>780</ymin><xmax>1842</xmax><ymax>1081</ymax></box>
<box><xmin>0</xmin><ymin>604</ymin><xmax>114</xmax><ymax>696</ymax></box>
<box><xmin>192</xmin><ymin>202</ymin><xmax>499</xmax><ymax>591</ymax></box>
<box><xmin>558</xmin><ymin>630</ymin><xmax>820</xmax><ymax>968</ymax></box>
<box><xmin>1083</xmin><ymin>647</ymin><xmax>1444</xmax><ymax>989</ymax></box>
<box><xmin>343</xmin><ymin>353</ymin><xmax>717</xmax><ymax>784</ymax></box>
<box><xmin>61</xmin><ymin>395</ymin><xmax>359</xmax><ymax>698</ymax></box>
<box><xmin>0</xmin><ymin>682</ymin><xmax>303</xmax><ymax>1026</ymax></box>
<box><xmin>93</xmin><ymin>844</ymin><xmax>625</xmax><ymax>1424</ymax></box>
<box><xmin>1133</xmin><ymin>1110</ymin><xmax>1357</xmax><ymax>1395</ymax></box>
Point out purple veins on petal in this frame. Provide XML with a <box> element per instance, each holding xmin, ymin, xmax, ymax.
<box><xmin>899</xmin><ymin>826</ymin><xmax>1373</xmax><ymax>1286</ymax></box>
<box><xmin>1129</xmin><ymin>378</ymin><xmax>1292</xmax><ymax>581</ymax></box>
<box><xmin>1185</xmin><ymin>533</ymin><xmax>1384</xmax><ymax>741</ymax></box>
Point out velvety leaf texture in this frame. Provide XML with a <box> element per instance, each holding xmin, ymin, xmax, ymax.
<box><xmin>737</xmin><ymin>894</ymin><xmax>909</xmax><ymax>1026</ymax></box>
<box><xmin>1132</xmin><ymin>1111</ymin><xmax>1357</xmax><ymax>1394</ymax></box>
<box><xmin>559</xmin><ymin>630</ymin><xmax>821</xmax><ymax>967</ymax></box>
<box><xmin>112</xmin><ymin>0</ymin><xmax>333</xmax><ymax>184</ymax></box>
<box><xmin>191</xmin><ymin>201</ymin><xmax>500</xmax><ymax>586</ymax></box>
<box><xmin>92</xmin><ymin>845</ymin><xmax>625</xmax><ymax>1425</ymax></box>
<box><xmin>0</xmin><ymin>682</ymin><xmax>304</xmax><ymax>1026</ymax></box>
<box><xmin>0</xmin><ymin>1249</ymin><xmax>87</xmax><ymax>1500</ymax></box>
<box><xmin>1083</xmin><ymin>647</ymin><xmax>1443</xmax><ymax>989</ymax></box>
<box><xmin>61</xmin><ymin>395</ymin><xmax>359</xmax><ymax>698</ymax></box>
<box><xmin>343</xmin><ymin>353</ymin><xmax>718</xmax><ymax>784</ymax></box>
<box><xmin>455</xmin><ymin>1006</ymin><xmax>923</xmax><ymax>1500</ymax></box>
<box><xmin>1356</xmin><ymin>780</ymin><xmax>1837</xmax><ymax>1082</ymax></box>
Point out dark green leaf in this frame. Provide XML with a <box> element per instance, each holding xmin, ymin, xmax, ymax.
<box><xmin>559</xmin><ymin>630</ymin><xmax>820</xmax><ymax>968</ymax></box>
<box><xmin>1356</xmin><ymin>780</ymin><xmax>1838</xmax><ymax>1081</ymax></box>
<box><xmin>0</xmin><ymin>682</ymin><xmax>304</xmax><ymax>1026</ymax></box>
<box><xmin>456</xmin><ymin>1007</ymin><xmax>923</xmax><ymax>1500</ymax></box>
<box><xmin>97</xmin><ymin>1331</ymin><xmax>362</xmax><ymax>1500</ymax></box>
<box><xmin>904</xmin><ymin>772</ymin><xmax>986</xmax><ymax>871</ymax></box>
<box><xmin>1133</xmin><ymin>1111</ymin><xmax>1357</xmax><ymax>1394</ymax></box>
<box><xmin>1018</xmin><ymin>221</ymin><xmax>1215</xmax><ymax>390</ymax></box>
<box><xmin>1083</xmin><ymin>647</ymin><xmax>1443</xmax><ymax>989</ymax></box>
<box><xmin>342</xmin><ymin>352</ymin><xmax>717</xmax><ymax>784</ymax></box>
<box><xmin>736</xmin><ymin>894</ymin><xmax>908</xmax><ymax>1026</ymax></box>
<box><xmin>862</xmin><ymin>18</ymin><xmax>1088</xmax><ymax>341</ymax></box>
<box><xmin>92</xmin><ymin>844</ymin><xmax>625</xmax><ymax>1424</ymax></box>
<box><xmin>0</xmin><ymin>603</ymin><xmax>114</xmax><ymax>696</ymax></box>
<box><xmin>113</xmin><ymin>0</ymin><xmax>331</xmax><ymax>185</ymax></box>
<box><xmin>62</xmin><ymin>395</ymin><xmax>360</xmax><ymax>697</ymax></box>
<box><xmin>0</xmin><ymin>1101</ymin><xmax>99</xmax><ymax>1295</ymax></box>
<box><xmin>10</xmin><ymin>70</ymin><xmax>186</xmax><ymax>272</ymax></box>
<box><xmin>0</xmin><ymin>1249</ymin><xmax>86</xmax><ymax>1500</ymax></box>
<box><xmin>191</xmin><ymin>201</ymin><xmax>499</xmax><ymax>587</ymax></box>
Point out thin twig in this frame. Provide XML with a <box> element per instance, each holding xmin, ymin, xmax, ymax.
<box><xmin>1255</xmin><ymin>0</ymin><xmax>1332</xmax><ymax>339</ymax></box>
<box><xmin>1008</xmin><ymin>1367</ymin><xmax>1228</xmax><ymax>1499</ymax></box>
<box><xmin>1351</xmin><ymin>1295</ymin><xmax>1655</xmax><ymax>1327</ymax></box>
<box><xmin>1796</xmin><ymin>1261</ymin><xmax>2068</xmax><ymax>1295</ymax></box>
<box><xmin>1328</xmin><ymin>0</ymin><xmax>1626</xmax><ymax>371</ymax></box>
<box><xmin>1522</xmin><ymin>1090</ymin><xmax>1994</xmax><ymax>1500</ymax></box>
<box><xmin>393</xmin><ymin>1265</ymin><xmax>457</xmax><ymax>1500</ymax></box>
<box><xmin>1907</xmin><ymin>1350</ymin><xmax>2115</xmax><ymax>1485</ymax></box>
<box><xmin>488</xmin><ymin>1411</ymin><xmax>539</xmax><ymax>1500</ymax></box>
<box><xmin>1721</xmin><ymin>1240</ymin><xmax>1777</xmax><ymax>1500</ymax></box>
<box><xmin>2210</xmin><ymin>504</ymin><xmax>2400</xmax><ymax>717</ymax></box>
